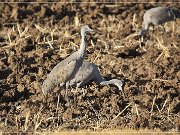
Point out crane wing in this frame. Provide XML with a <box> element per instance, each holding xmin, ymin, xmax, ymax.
<box><xmin>51</xmin><ymin>59</ymin><xmax>77</xmax><ymax>84</ymax></box>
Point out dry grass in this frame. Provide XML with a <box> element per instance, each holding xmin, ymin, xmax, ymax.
<box><xmin>40</xmin><ymin>129</ymin><xmax>179</xmax><ymax>135</ymax></box>
<box><xmin>0</xmin><ymin>2</ymin><xmax>179</xmax><ymax>134</ymax></box>
<box><xmin>0</xmin><ymin>18</ymin><xmax>179</xmax><ymax>131</ymax></box>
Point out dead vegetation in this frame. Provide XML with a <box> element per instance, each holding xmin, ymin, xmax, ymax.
<box><xmin>0</xmin><ymin>1</ymin><xmax>180</xmax><ymax>134</ymax></box>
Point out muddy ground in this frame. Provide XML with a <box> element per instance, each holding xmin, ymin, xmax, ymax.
<box><xmin>0</xmin><ymin>1</ymin><xmax>180</xmax><ymax>134</ymax></box>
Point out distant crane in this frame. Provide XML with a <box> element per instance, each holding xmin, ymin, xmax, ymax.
<box><xmin>138</xmin><ymin>7</ymin><xmax>180</xmax><ymax>36</ymax></box>
<box><xmin>68</xmin><ymin>61</ymin><xmax>124</xmax><ymax>94</ymax></box>
<box><xmin>42</xmin><ymin>25</ymin><xmax>93</xmax><ymax>97</ymax></box>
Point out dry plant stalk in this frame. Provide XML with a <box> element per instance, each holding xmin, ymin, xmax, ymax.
<box><xmin>17</xmin><ymin>23</ymin><xmax>22</xmax><ymax>36</ymax></box>
<box><xmin>91</xmin><ymin>40</ymin><xmax>95</xmax><ymax>48</ymax></box>
<box><xmin>160</xmin><ymin>99</ymin><xmax>168</xmax><ymax>112</ymax></box>
<box><xmin>98</xmin><ymin>39</ymin><xmax>109</xmax><ymax>52</ymax></box>
<box><xmin>109</xmin><ymin>102</ymin><xmax>133</xmax><ymax>125</ymax></box>
<box><xmin>167</xmin><ymin>117</ymin><xmax>174</xmax><ymax>124</ymax></box>
<box><xmin>172</xmin><ymin>21</ymin><xmax>175</xmax><ymax>34</ymax></box>
<box><xmin>69</xmin><ymin>41</ymin><xmax>78</xmax><ymax>50</ymax></box>
<box><xmin>93</xmin><ymin>49</ymin><xmax>101</xmax><ymax>63</ymax></box>
<box><xmin>172</xmin><ymin>42</ymin><xmax>179</xmax><ymax>49</ymax></box>
<box><xmin>2</xmin><ymin>23</ymin><xmax>31</xmax><ymax>49</ymax></box>
<box><xmin>17</xmin><ymin>23</ymin><xmax>29</xmax><ymax>38</ymax></box>
<box><xmin>74</xmin><ymin>15</ymin><xmax>80</xmax><ymax>28</ymax></box>
<box><xmin>15</xmin><ymin>116</ymin><xmax>19</xmax><ymax>129</ymax></box>
<box><xmin>34</xmin><ymin>116</ymin><xmax>43</xmax><ymax>131</ymax></box>
<box><xmin>87</xmin><ymin>99</ymin><xmax>102</xmax><ymax>121</ymax></box>
<box><xmin>150</xmin><ymin>95</ymin><xmax>156</xmax><ymax>119</ymax></box>
<box><xmin>132</xmin><ymin>13</ymin><xmax>136</xmax><ymax>27</ymax></box>
<box><xmin>56</xmin><ymin>94</ymin><xmax>61</xmax><ymax>113</ymax></box>
<box><xmin>3</xmin><ymin>31</ymin><xmax>17</xmax><ymax>49</ymax></box>
<box><xmin>111</xmin><ymin>39</ymin><xmax>124</xmax><ymax>49</ymax></box>
<box><xmin>34</xmin><ymin>24</ymin><xmax>47</xmax><ymax>33</ymax></box>
<box><xmin>152</xmin><ymin>78</ymin><xmax>171</xmax><ymax>83</ymax></box>
<box><xmin>155</xmin><ymin>104</ymin><xmax>161</xmax><ymax>113</ymax></box>
<box><xmin>154</xmin><ymin>36</ymin><xmax>170</xmax><ymax>63</ymax></box>
<box><xmin>10</xmin><ymin>7</ymin><xmax>18</xmax><ymax>19</ymax></box>
<box><xmin>34</xmin><ymin>105</ymin><xmax>44</xmax><ymax>131</ymax></box>
<box><xmin>59</xmin><ymin>38</ymin><xmax>65</xmax><ymax>54</ymax></box>
<box><xmin>24</xmin><ymin>111</ymin><xmax>30</xmax><ymax>131</ymax></box>
<box><xmin>7</xmin><ymin>32</ymin><xmax>12</xmax><ymax>44</ymax></box>
<box><xmin>46</xmin><ymin>37</ymin><xmax>54</xmax><ymax>49</ymax></box>
<box><xmin>132</xmin><ymin>13</ymin><xmax>138</xmax><ymax>29</ymax></box>
<box><xmin>125</xmin><ymin>33</ymin><xmax>137</xmax><ymax>40</ymax></box>
<box><xmin>19</xmin><ymin>24</ymin><xmax>31</xmax><ymax>38</ymax></box>
<box><xmin>35</xmin><ymin>26</ymin><xmax>58</xmax><ymax>49</ymax></box>
<box><xmin>134</xmin><ymin>103</ymin><xmax>139</xmax><ymax>116</ymax></box>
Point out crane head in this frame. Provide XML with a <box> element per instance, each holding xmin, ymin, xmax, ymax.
<box><xmin>81</xmin><ymin>25</ymin><xmax>93</xmax><ymax>36</ymax></box>
<box><xmin>100</xmin><ymin>79</ymin><xmax>123</xmax><ymax>91</ymax></box>
<box><xmin>170</xmin><ymin>7</ymin><xmax>180</xmax><ymax>19</ymax></box>
<box><xmin>111</xmin><ymin>79</ymin><xmax>123</xmax><ymax>91</ymax></box>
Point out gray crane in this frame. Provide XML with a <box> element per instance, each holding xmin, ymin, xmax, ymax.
<box><xmin>138</xmin><ymin>7</ymin><xmax>180</xmax><ymax>36</ymax></box>
<box><xmin>42</xmin><ymin>25</ymin><xmax>93</xmax><ymax>97</ymax></box>
<box><xmin>68</xmin><ymin>61</ymin><xmax>124</xmax><ymax>94</ymax></box>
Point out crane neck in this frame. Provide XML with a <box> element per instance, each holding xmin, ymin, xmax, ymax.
<box><xmin>78</xmin><ymin>32</ymin><xmax>86</xmax><ymax>58</ymax></box>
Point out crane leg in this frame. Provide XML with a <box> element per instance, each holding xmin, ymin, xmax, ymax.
<box><xmin>56</xmin><ymin>94</ymin><xmax>60</xmax><ymax>112</ymax></box>
<box><xmin>65</xmin><ymin>82</ymin><xmax>70</xmax><ymax>106</ymax></box>
<box><xmin>77</xmin><ymin>79</ymin><xmax>90</xmax><ymax>88</ymax></box>
<box><xmin>77</xmin><ymin>82</ymin><xmax>84</xmax><ymax>88</ymax></box>
<box><xmin>73</xmin><ymin>87</ymin><xmax>78</xmax><ymax>108</ymax></box>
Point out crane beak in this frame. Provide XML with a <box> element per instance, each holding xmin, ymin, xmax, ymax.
<box><xmin>88</xmin><ymin>25</ymin><xmax>93</xmax><ymax>32</ymax></box>
<box><xmin>89</xmin><ymin>28</ymin><xmax>93</xmax><ymax>32</ymax></box>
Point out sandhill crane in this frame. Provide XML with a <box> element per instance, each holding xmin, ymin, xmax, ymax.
<box><xmin>42</xmin><ymin>25</ymin><xmax>93</xmax><ymax>97</ymax></box>
<box><xmin>68</xmin><ymin>61</ymin><xmax>124</xmax><ymax>94</ymax></box>
<box><xmin>138</xmin><ymin>7</ymin><xmax>180</xmax><ymax>36</ymax></box>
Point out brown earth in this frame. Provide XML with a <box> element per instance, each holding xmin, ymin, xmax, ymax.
<box><xmin>0</xmin><ymin>1</ymin><xmax>180</xmax><ymax>134</ymax></box>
